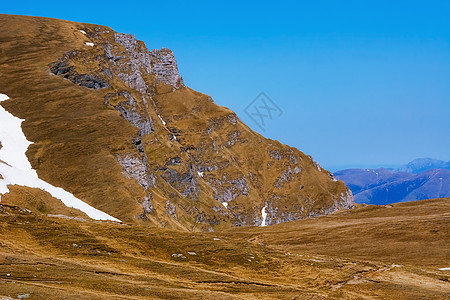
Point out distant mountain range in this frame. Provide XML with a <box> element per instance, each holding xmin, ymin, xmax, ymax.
<box><xmin>335</xmin><ymin>158</ymin><xmax>450</xmax><ymax>205</ymax></box>
<box><xmin>393</xmin><ymin>158</ymin><xmax>450</xmax><ymax>174</ymax></box>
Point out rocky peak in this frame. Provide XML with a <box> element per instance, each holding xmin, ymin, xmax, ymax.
<box><xmin>151</xmin><ymin>48</ymin><xmax>184</xmax><ymax>89</ymax></box>
<box><xmin>113</xmin><ymin>32</ymin><xmax>182</xmax><ymax>90</ymax></box>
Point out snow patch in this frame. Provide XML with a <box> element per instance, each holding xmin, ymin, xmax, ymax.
<box><xmin>85</xmin><ymin>42</ymin><xmax>94</xmax><ymax>47</ymax></box>
<box><xmin>79</xmin><ymin>30</ymin><xmax>86</xmax><ymax>35</ymax></box>
<box><xmin>261</xmin><ymin>204</ymin><xmax>268</xmax><ymax>227</ymax></box>
<box><xmin>0</xmin><ymin>94</ymin><xmax>37</xmax><ymax>177</ymax></box>
<box><xmin>222</xmin><ymin>202</ymin><xmax>228</xmax><ymax>208</ymax></box>
<box><xmin>0</xmin><ymin>93</ymin><xmax>120</xmax><ymax>222</ymax></box>
<box><xmin>158</xmin><ymin>114</ymin><xmax>166</xmax><ymax>125</ymax></box>
<box><xmin>439</xmin><ymin>267</ymin><xmax>450</xmax><ymax>271</ymax></box>
<box><xmin>197</xmin><ymin>171</ymin><xmax>203</xmax><ymax>177</ymax></box>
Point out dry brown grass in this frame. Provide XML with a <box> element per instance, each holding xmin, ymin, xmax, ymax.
<box><xmin>0</xmin><ymin>199</ymin><xmax>449</xmax><ymax>299</ymax></box>
<box><xmin>0</xmin><ymin>185</ymin><xmax>88</xmax><ymax>218</ymax></box>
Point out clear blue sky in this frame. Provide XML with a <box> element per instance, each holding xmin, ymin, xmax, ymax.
<box><xmin>2</xmin><ymin>1</ymin><xmax>449</xmax><ymax>170</ymax></box>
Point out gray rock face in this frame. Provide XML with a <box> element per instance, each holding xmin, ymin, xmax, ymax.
<box><xmin>307</xmin><ymin>155</ymin><xmax>322</xmax><ymax>171</ymax></box>
<box><xmin>151</xmin><ymin>48</ymin><xmax>183</xmax><ymax>89</ymax></box>
<box><xmin>105</xmin><ymin>91</ymin><xmax>154</xmax><ymax>136</ymax></box>
<box><xmin>117</xmin><ymin>154</ymin><xmax>155</xmax><ymax>190</ymax></box>
<box><xmin>265</xmin><ymin>205</ymin><xmax>304</xmax><ymax>225</ymax></box>
<box><xmin>207</xmin><ymin>175</ymin><xmax>249</xmax><ymax>204</ymax></box>
<box><xmin>142</xmin><ymin>195</ymin><xmax>154</xmax><ymax>214</ymax></box>
<box><xmin>161</xmin><ymin>165</ymin><xmax>199</xmax><ymax>198</ymax></box>
<box><xmin>113</xmin><ymin>33</ymin><xmax>153</xmax><ymax>93</ymax></box>
<box><xmin>261</xmin><ymin>189</ymin><xmax>354</xmax><ymax>226</ymax></box>
<box><xmin>165</xmin><ymin>201</ymin><xmax>177</xmax><ymax>220</ymax></box>
<box><xmin>51</xmin><ymin>30</ymin><xmax>183</xmax><ymax>95</ymax></box>
<box><xmin>338</xmin><ymin>189</ymin><xmax>355</xmax><ymax>209</ymax></box>
<box><xmin>49</xmin><ymin>58</ymin><xmax>109</xmax><ymax>90</ymax></box>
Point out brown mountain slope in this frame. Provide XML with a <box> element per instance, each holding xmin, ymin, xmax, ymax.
<box><xmin>0</xmin><ymin>199</ymin><xmax>448</xmax><ymax>299</ymax></box>
<box><xmin>0</xmin><ymin>14</ymin><xmax>353</xmax><ymax>231</ymax></box>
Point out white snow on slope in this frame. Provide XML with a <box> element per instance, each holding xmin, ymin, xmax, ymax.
<box><xmin>261</xmin><ymin>204</ymin><xmax>268</xmax><ymax>227</ymax></box>
<box><xmin>439</xmin><ymin>267</ymin><xmax>450</xmax><ymax>271</ymax></box>
<box><xmin>79</xmin><ymin>30</ymin><xmax>86</xmax><ymax>35</ymax></box>
<box><xmin>0</xmin><ymin>93</ymin><xmax>120</xmax><ymax>222</ymax></box>
<box><xmin>158</xmin><ymin>114</ymin><xmax>166</xmax><ymax>125</ymax></box>
<box><xmin>85</xmin><ymin>42</ymin><xmax>94</xmax><ymax>47</ymax></box>
<box><xmin>0</xmin><ymin>94</ymin><xmax>37</xmax><ymax>177</ymax></box>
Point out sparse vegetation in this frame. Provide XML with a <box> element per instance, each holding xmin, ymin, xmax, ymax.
<box><xmin>0</xmin><ymin>199</ymin><xmax>448</xmax><ymax>299</ymax></box>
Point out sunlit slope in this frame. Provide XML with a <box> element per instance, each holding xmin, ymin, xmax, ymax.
<box><xmin>0</xmin><ymin>14</ymin><xmax>353</xmax><ymax>231</ymax></box>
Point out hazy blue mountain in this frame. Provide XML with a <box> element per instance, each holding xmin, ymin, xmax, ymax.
<box><xmin>394</xmin><ymin>158</ymin><xmax>450</xmax><ymax>174</ymax></box>
<box><xmin>334</xmin><ymin>165</ymin><xmax>450</xmax><ymax>205</ymax></box>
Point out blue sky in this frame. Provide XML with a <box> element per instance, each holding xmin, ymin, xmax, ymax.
<box><xmin>2</xmin><ymin>1</ymin><xmax>449</xmax><ymax>170</ymax></box>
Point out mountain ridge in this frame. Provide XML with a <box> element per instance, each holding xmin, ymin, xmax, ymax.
<box><xmin>335</xmin><ymin>161</ymin><xmax>449</xmax><ymax>204</ymax></box>
<box><xmin>394</xmin><ymin>157</ymin><xmax>450</xmax><ymax>173</ymax></box>
<box><xmin>0</xmin><ymin>14</ymin><xmax>353</xmax><ymax>231</ymax></box>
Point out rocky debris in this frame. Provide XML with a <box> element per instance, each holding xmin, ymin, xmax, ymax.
<box><xmin>307</xmin><ymin>155</ymin><xmax>322</xmax><ymax>171</ymax></box>
<box><xmin>290</xmin><ymin>155</ymin><xmax>298</xmax><ymax>165</ymax></box>
<box><xmin>264</xmin><ymin>204</ymin><xmax>305</xmax><ymax>225</ymax></box>
<box><xmin>171</xmin><ymin>253</ymin><xmax>186</xmax><ymax>258</ymax></box>
<box><xmin>274</xmin><ymin>166</ymin><xmax>295</xmax><ymax>189</ymax></box>
<box><xmin>231</xmin><ymin>177</ymin><xmax>249</xmax><ymax>196</ymax></box>
<box><xmin>226</xmin><ymin>131</ymin><xmax>242</xmax><ymax>147</ymax></box>
<box><xmin>105</xmin><ymin>91</ymin><xmax>154</xmax><ymax>137</ymax></box>
<box><xmin>165</xmin><ymin>201</ymin><xmax>177</xmax><ymax>220</ymax></box>
<box><xmin>338</xmin><ymin>190</ymin><xmax>355</xmax><ymax>209</ymax></box>
<box><xmin>207</xmin><ymin>175</ymin><xmax>249</xmax><ymax>205</ymax></box>
<box><xmin>227</xmin><ymin>113</ymin><xmax>237</xmax><ymax>125</ymax></box>
<box><xmin>165</xmin><ymin>157</ymin><xmax>181</xmax><ymax>167</ymax></box>
<box><xmin>151</xmin><ymin>48</ymin><xmax>184</xmax><ymax>89</ymax></box>
<box><xmin>327</xmin><ymin>171</ymin><xmax>338</xmax><ymax>181</ymax></box>
<box><xmin>196</xmin><ymin>165</ymin><xmax>218</xmax><ymax>173</ymax></box>
<box><xmin>117</xmin><ymin>154</ymin><xmax>155</xmax><ymax>190</ymax></box>
<box><xmin>305</xmin><ymin>191</ymin><xmax>354</xmax><ymax>217</ymax></box>
<box><xmin>269</xmin><ymin>150</ymin><xmax>282</xmax><ymax>160</ymax></box>
<box><xmin>142</xmin><ymin>195</ymin><xmax>154</xmax><ymax>214</ymax></box>
<box><xmin>49</xmin><ymin>59</ymin><xmax>109</xmax><ymax>89</ymax></box>
<box><xmin>161</xmin><ymin>165</ymin><xmax>199</xmax><ymax>198</ymax></box>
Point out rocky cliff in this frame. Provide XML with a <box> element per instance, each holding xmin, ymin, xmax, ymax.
<box><xmin>0</xmin><ymin>14</ymin><xmax>353</xmax><ymax>231</ymax></box>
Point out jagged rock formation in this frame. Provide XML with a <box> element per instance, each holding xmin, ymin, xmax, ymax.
<box><xmin>0</xmin><ymin>14</ymin><xmax>353</xmax><ymax>231</ymax></box>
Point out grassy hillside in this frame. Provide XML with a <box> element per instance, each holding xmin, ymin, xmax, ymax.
<box><xmin>0</xmin><ymin>14</ymin><xmax>352</xmax><ymax>231</ymax></box>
